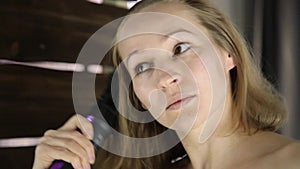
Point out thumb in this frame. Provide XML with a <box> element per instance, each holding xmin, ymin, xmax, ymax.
<box><xmin>58</xmin><ymin>114</ymin><xmax>94</xmax><ymax>140</ymax></box>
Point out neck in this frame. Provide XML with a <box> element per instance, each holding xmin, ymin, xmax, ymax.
<box><xmin>179</xmin><ymin>128</ymin><xmax>241</xmax><ymax>169</ymax></box>
<box><xmin>177</xmin><ymin>94</ymin><xmax>243</xmax><ymax>169</ymax></box>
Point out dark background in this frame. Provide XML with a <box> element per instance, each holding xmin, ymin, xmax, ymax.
<box><xmin>0</xmin><ymin>1</ymin><xmax>126</xmax><ymax>168</ymax></box>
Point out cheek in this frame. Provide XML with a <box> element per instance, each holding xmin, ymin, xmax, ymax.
<box><xmin>133</xmin><ymin>80</ymin><xmax>168</xmax><ymax>119</ymax></box>
<box><xmin>132</xmin><ymin>80</ymin><xmax>151</xmax><ymax>108</ymax></box>
<box><xmin>188</xmin><ymin>58</ymin><xmax>212</xmax><ymax>113</ymax></box>
<box><xmin>188</xmin><ymin>58</ymin><xmax>210</xmax><ymax>84</ymax></box>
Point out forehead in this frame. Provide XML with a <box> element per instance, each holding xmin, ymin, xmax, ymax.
<box><xmin>118</xmin><ymin>2</ymin><xmax>200</xmax><ymax>37</ymax></box>
<box><xmin>116</xmin><ymin>2</ymin><xmax>206</xmax><ymax>58</ymax></box>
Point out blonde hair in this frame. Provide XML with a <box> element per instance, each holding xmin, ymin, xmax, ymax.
<box><xmin>95</xmin><ymin>0</ymin><xmax>287</xmax><ymax>168</ymax></box>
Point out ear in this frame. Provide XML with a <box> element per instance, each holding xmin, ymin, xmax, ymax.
<box><xmin>225</xmin><ymin>53</ymin><xmax>236</xmax><ymax>71</ymax></box>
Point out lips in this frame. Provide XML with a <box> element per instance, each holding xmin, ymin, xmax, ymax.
<box><xmin>166</xmin><ymin>94</ymin><xmax>196</xmax><ymax>110</ymax></box>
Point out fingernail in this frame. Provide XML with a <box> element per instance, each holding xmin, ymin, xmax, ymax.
<box><xmin>84</xmin><ymin>162</ymin><xmax>91</xmax><ymax>169</ymax></box>
<box><xmin>89</xmin><ymin>154</ymin><xmax>95</xmax><ymax>164</ymax></box>
<box><xmin>87</xmin><ymin>130</ymin><xmax>93</xmax><ymax>140</ymax></box>
<box><xmin>75</xmin><ymin>163</ymin><xmax>83</xmax><ymax>169</ymax></box>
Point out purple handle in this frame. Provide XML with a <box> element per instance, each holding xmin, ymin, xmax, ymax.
<box><xmin>49</xmin><ymin>160</ymin><xmax>65</xmax><ymax>169</ymax></box>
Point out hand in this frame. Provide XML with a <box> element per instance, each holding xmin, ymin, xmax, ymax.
<box><xmin>32</xmin><ymin>114</ymin><xmax>95</xmax><ymax>169</ymax></box>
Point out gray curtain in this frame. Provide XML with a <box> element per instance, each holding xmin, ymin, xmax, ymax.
<box><xmin>276</xmin><ymin>0</ymin><xmax>300</xmax><ymax>139</ymax></box>
<box><xmin>254</xmin><ymin>0</ymin><xmax>300</xmax><ymax>139</ymax></box>
<box><xmin>212</xmin><ymin>0</ymin><xmax>300</xmax><ymax>139</ymax></box>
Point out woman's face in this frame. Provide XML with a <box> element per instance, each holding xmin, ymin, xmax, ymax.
<box><xmin>117</xmin><ymin>3</ymin><xmax>235</xmax><ymax>132</ymax></box>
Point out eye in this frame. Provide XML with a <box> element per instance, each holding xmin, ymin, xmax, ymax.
<box><xmin>174</xmin><ymin>42</ymin><xmax>191</xmax><ymax>55</ymax></box>
<box><xmin>135</xmin><ymin>62</ymin><xmax>152</xmax><ymax>75</ymax></box>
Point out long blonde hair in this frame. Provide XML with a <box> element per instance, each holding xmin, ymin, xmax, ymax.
<box><xmin>95</xmin><ymin>0</ymin><xmax>287</xmax><ymax>168</ymax></box>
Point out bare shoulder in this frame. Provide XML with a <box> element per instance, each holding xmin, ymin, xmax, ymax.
<box><xmin>274</xmin><ymin>140</ymin><xmax>300</xmax><ymax>168</ymax></box>
<box><xmin>241</xmin><ymin>132</ymin><xmax>300</xmax><ymax>169</ymax></box>
<box><xmin>261</xmin><ymin>133</ymin><xmax>300</xmax><ymax>169</ymax></box>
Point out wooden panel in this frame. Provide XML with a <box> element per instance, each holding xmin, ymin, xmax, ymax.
<box><xmin>0</xmin><ymin>0</ymin><xmax>127</xmax><ymax>62</ymax></box>
<box><xmin>0</xmin><ymin>65</ymin><xmax>111</xmax><ymax>138</ymax></box>
<box><xmin>0</xmin><ymin>0</ymin><xmax>126</xmax><ymax>138</ymax></box>
<box><xmin>0</xmin><ymin>1</ymin><xmax>127</xmax><ymax>168</ymax></box>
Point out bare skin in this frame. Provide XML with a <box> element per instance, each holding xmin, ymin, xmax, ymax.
<box><xmin>181</xmin><ymin>130</ymin><xmax>300</xmax><ymax>169</ymax></box>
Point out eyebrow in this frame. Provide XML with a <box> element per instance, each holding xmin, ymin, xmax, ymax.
<box><xmin>125</xmin><ymin>29</ymin><xmax>193</xmax><ymax>65</ymax></box>
<box><xmin>160</xmin><ymin>29</ymin><xmax>193</xmax><ymax>42</ymax></box>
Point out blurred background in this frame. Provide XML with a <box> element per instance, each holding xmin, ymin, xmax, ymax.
<box><xmin>0</xmin><ymin>0</ymin><xmax>299</xmax><ymax>168</ymax></box>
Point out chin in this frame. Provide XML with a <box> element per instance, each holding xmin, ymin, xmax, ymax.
<box><xmin>156</xmin><ymin>109</ymin><xmax>201</xmax><ymax>132</ymax></box>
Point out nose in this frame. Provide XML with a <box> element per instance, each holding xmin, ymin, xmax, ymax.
<box><xmin>157</xmin><ymin>70</ymin><xmax>181</xmax><ymax>89</ymax></box>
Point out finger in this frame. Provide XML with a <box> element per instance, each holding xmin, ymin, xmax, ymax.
<box><xmin>59</xmin><ymin>114</ymin><xmax>94</xmax><ymax>140</ymax></box>
<box><xmin>35</xmin><ymin>143</ymin><xmax>90</xmax><ymax>169</ymax></box>
<box><xmin>40</xmin><ymin>136</ymin><xmax>91</xmax><ymax>164</ymax></box>
<box><xmin>43</xmin><ymin>130</ymin><xmax>95</xmax><ymax>164</ymax></box>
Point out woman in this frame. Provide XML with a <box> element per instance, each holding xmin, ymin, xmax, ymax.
<box><xmin>33</xmin><ymin>0</ymin><xmax>300</xmax><ymax>169</ymax></box>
